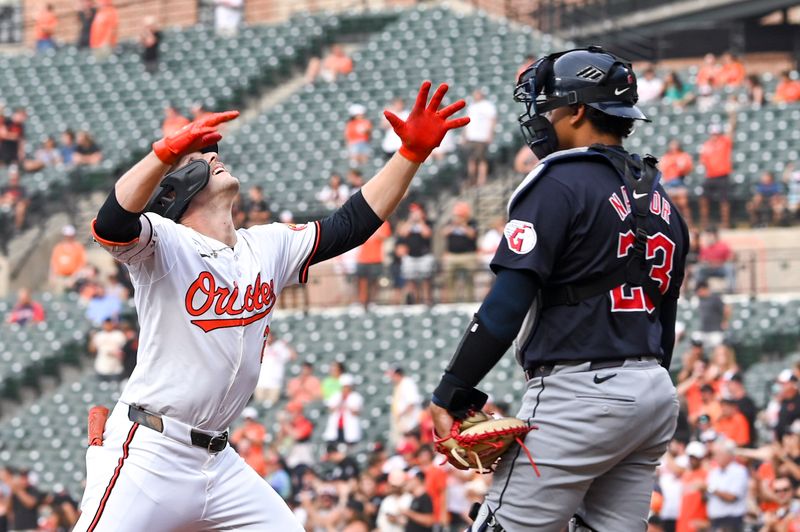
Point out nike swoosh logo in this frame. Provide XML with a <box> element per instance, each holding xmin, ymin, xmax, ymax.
<box><xmin>593</xmin><ymin>373</ymin><xmax>617</xmax><ymax>384</ymax></box>
<box><xmin>615</xmin><ymin>87</ymin><xmax>630</xmax><ymax>95</ymax></box>
<box><xmin>632</xmin><ymin>191</ymin><xmax>648</xmax><ymax>199</ymax></box>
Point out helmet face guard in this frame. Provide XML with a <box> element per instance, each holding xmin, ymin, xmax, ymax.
<box><xmin>146</xmin><ymin>159</ymin><xmax>211</xmax><ymax>221</ymax></box>
<box><xmin>514</xmin><ymin>46</ymin><xmax>649</xmax><ymax>159</ymax></box>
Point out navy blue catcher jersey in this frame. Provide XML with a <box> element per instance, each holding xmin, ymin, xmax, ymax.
<box><xmin>491</xmin><ymin>146</ymin><xmax>690</xmax><ymax>367</ymax></box>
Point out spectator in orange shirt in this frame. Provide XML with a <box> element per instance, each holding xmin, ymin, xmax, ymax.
<box><xmin>775</xmin><ymin>71</ymin><xmax>800</xmax><ymax>104</ymax></box>
<box><xmin>89</xmin><ymin>0</ymin><xmax>118</xmax><ymax>57</ymax></box>
<box><xmin>677</xmin><ymin>441</ymin><xmax>710</xmax><ymax>532</ymax></box>
<box><xmin>34</xmin><ymin>4</ymin><xmax>58</xmax><ymax>53</ymax></box>
<box><xmin>699</xmin><ymin>119</ymin><xmax>735</xmax><ymax>228</ymax></box>
<box><xmin>660</xmin><ymin>140</ymin><xmax>694</xmax><ymax>225</ymax></box>
<box><xmin>321</xmin><ymin>44</ymin><xmax>353</xmax><ymax>82</ymax></box>
<box><xmin>416</xmin><ymin>445</ymin><xmax>448</xmax><ymax>527</ymax></box>
<box><xmin>49</xmin><ymin>224</ymin><xmax>87</xmax><ymax>292</ymax></box>
<box><xmin>345</xmin><ymin>104</ymin><xmax>372</xmax><ymax>167</ymax></box>
<box><xmin>718</xmin><ymin>52</ymin><xmax>745</xmax><ymax>87</ymax></box>
<box><xmin>714</xmin><ymin>398</ymin><xmax>751</xmax><ymax>446</ymax></box>
<box><xmin>696</xmin><ymin>383</ymin><xmax>722</xmax><ymax>424</ymax></box>
<box><xmin>305</xmin><ymin>44</ymin><xmax>354</xmax><ymax>84</ymax></box>
<box><xmin>696</xmin><ymin>53</ymin><xmax>720</xmax><ymax>89</ymax></box>
<box><xmin>162</xmin><ymin>105</ymin><xmax>190</xmax><ymax>137</ymax></box>
<box><xmin>356</xmin><ymin>221</ymin><xmax>390</xmax><ymax>308</ymax></box>
<box><xmin>286</xmin><ymin>362</ymin><xmax>322</xmax><ymax>406</ymax></box>
<box><xmin>231</xmin><ymin>407</ymin><xmax>267</xmax><ymax>473</ymax></box>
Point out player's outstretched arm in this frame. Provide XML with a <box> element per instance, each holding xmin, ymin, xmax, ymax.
<box><xmin>114</xmin><ymin>111</ymin><xmax>239</xmax><ymax>212</ymax></box>
<box><xmin>306</xmin><ymin>82</ymin><xmax>467</xmax><ymax>267</ymax></box>
<box><xmin>93</xmin><ymin>111</ymin><xmax>238</xmax><ymax>243</ymax></box>
<box><xmin>361</xmin><ymin>81</ymin><xmax>469</xmax><ymax>220</ymax></box>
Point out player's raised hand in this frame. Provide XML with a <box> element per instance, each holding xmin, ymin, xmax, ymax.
<box><xmin>385</xmin><ymin>81</ymin><xmax>470</xmax><ymax>164</ymax></box>
<box><xmin>152</xmin><ymin>110</ymin><xmax>239</xmax><ymax>165</ymax></box>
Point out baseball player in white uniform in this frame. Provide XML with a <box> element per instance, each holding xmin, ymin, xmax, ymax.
<box><xmin>74</xmin><ymin>81</ymin><xmax>468</xmax><ymax>531</ymax></box>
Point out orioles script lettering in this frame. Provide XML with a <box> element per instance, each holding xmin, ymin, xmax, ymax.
<box><xmin>184</xmin><ymin>271</ymin><xmax>277</xmax><ymax>332</ymax></box>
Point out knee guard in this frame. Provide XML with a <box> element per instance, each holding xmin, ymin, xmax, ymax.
<box><xmin>468</xmin><ymin>502</ymin><xmax>505</xmax><ymax>532</ymax></box>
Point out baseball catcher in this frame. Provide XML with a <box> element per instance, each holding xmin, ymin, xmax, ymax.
<box><xmin>430</xmin><ymin>47</ymin><xmax>689</xmax><ymax>531</ymax></box>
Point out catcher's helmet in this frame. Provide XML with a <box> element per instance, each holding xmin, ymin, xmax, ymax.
<box><xmin>146</xmin><ymin>159</ymin><xmax>211</xmax><ymax>221</ymax></box>
<box><xmin>514</xmin><ymin>46</ymin><xmax>649</xmax><ymax>158</ymax></box>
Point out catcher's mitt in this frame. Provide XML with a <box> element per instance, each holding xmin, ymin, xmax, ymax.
<box><xmin>434</xmin><ymin>411</ymin><xmax>540</xmax><ymax>475</ymax></box>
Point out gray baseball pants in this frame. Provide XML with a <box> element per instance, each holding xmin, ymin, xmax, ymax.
<box><xmin>473</xmin><ymin>357</ymin><xmax>679</xmax><ymax>532</ymax></box>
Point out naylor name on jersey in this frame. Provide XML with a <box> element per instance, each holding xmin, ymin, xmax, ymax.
<box><xmin>184</xmin><ymin>271</ymin><xmax>277</xmax><ymax>332</ymax></box>
<box><xmin>608</xmin><ymin>187</ymin><xmax>672</xmax><ymax>224</ymax></box>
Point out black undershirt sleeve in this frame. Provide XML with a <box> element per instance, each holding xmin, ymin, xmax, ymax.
<box><xmin>311</xmin><ymin>190</ymin><xmax>383</xmax><ymax>265</ymax></box>
<box><xmin>94</xmin><ymin>189</ymin><xmax>142</xmax><ymax>244</ymax></box>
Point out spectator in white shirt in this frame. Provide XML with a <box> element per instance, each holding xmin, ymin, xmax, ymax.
<box><xmin>463</xmin><ymin>89</ymin><xmax>497</xmax><ymax>186</ymax></box>
<box><xmin>432</xmin><ymin>129</ymin><xmax>457</xmax><ymax>160</ymax></box>
<box><xmin>388</xmin><ymin>366</ymin><xmax>421</xmax><ymax>446</ymax></box>
<box><xmin>381</xmin><ymin>98</ymin><xmax>408</xmax><ymax>160</ymax></box>
<box><xmin>478</xmin><ymin>217</ymin><xmax>506</xmax><ymax>268</ymax></box>
<box><xmin>89</xmin><ymin>318</ymin><xmax>126</xmax><ymax>381</ymax></box>
<box><xmin>323</xmin><ymin>374</ymin><xmax>363</xmax><ymax>444</ymax></box>
<box><xmin>317</xmin><ymin>173</ymin><xmax>350</xmax><ymax>211</ymax></box>
<box><xmin>376</xmin><ymin>469</ymin><xmax>413</xmax><ymax>532</ymax></box>
<box><xmin>706</xmin><ymin>438</ymin><xmax>748</xmax><ymax>531</ymax></box>
<box><xmin>214</xmin><ymin>0</ymin><xmax>243</xmax><ymax>37</ymax></box>
<box><xmin>254</xmin><ymin>334</ymin><xmax>295</xmax><ymax>407</ymax></box>
<box><xmin>637</xmin><ymin>67</ymin><xmax>665</xmax><ymax>103</ymax></box>
<box><xmin>657</xmin><ymin>440</ymin><xmax>689</xmax><ymax>530</ymax></box>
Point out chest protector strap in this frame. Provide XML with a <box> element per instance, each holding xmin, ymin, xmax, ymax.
<box><xmin>539</xmin><ymin>145</ymin><xmax>664</xmax><ymax>315</ymax></box>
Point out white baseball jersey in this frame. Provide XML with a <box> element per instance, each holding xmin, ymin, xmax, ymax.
<box><xmin>97</xmin><ymin>213</ymin><xmax>319</xmax><ymax>431</ymax></box>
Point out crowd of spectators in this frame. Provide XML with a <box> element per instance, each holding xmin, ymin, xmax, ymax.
<box><xmin>0</xmin><ymin>101</ymin><xmax>103</xmax><ymax>245</ymax></box>
<box><xmin>0</xmin><ymin>467</ymin><xmax>79</xmax><ymax>531</ymax></box>
<box><xmin>654</xmin><ymin>337</ymin><xmax>800</xmax><ymax>532</ymax></box>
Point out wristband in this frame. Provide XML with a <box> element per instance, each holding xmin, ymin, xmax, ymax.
<box><xmin>432</xmin><ymin>373</ymin><xmax>488</xmax><ymax>420</ymax></box>
<box><xmin>398</xmin><ymin>145</ymin><xmax>428</xmax><ymax>164</ymax></box>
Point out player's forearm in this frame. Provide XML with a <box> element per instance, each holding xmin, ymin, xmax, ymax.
<box><xmin>432</xmin><ymin>268</ymin><xmax>539</xmax><ymax>416</ymax></box>
<box><xmin>658</xmin><ymin>297</ymin><xmax>678</xmax><ymax>370</ymax></box>
<box><xmin>360</xmin><ymin>153</ymin><xmax>420</xmax><ymax>220</ymax></box>
<box><xmin>113</xmin><ymin>151</ymin><xmax>171</xmax><ymax>213</ymax></box>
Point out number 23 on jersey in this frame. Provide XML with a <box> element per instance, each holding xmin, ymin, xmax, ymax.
<box><xmin>610</xmin><ymin>230</ymin><xmax>676</xmax><ymax>313</ymax></box>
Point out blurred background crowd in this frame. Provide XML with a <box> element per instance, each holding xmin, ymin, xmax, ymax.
<box><xmin>0</xmin><ymin>0</ymin><xmax>798</xmax><ymax>530</ymax></box>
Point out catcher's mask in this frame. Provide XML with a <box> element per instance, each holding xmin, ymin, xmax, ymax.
<box><xmin>514</xmin><ymin>45</ymin><xmax>649</xmax><ymax>159</ymax></box>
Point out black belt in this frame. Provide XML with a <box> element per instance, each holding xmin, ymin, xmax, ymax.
<box><xmin>128</xmin><ymin>405</ymin><xmax>229</xmax><ymax>454</ymax></box>
<box><xmin>523</xmin><ymin>356</ymin><xmax>655</xmax><ymax>380</ymax></box>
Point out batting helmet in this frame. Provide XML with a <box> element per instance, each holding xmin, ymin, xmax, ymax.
<box><xmin>146</xmin><ymin>159</ymin><xmax>211</xmax><ymax>221</ymax></box>
<box><xmin>514</xmin><ymin>45</ymin><xmax>649</xmax><ymax>158</ymax></box>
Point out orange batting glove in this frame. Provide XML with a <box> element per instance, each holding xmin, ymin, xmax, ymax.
<box><xmin>385</xmin><ymin>81</ymin><xmax>470</xmax><ymax>164</ymax></box>
<box><xmin>152</xmin><ymin>110</ymin><xmax>240</xmax><ymax>165</ymax></box>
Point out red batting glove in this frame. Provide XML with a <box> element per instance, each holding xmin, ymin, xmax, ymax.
<box><xmin>152</xmin><ymin>110</ymin><xmax>240</xmax><ymax>165</ymax></box>
<box><xmin>384</xmin><ymin>81</ymin><xmax>470</xmax><ymax>164</ymax></box>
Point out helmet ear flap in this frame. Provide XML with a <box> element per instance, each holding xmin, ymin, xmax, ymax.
<box><xmin>146</xmin><ymin>159</ymin><xmax>212</xmax><ymax>221</ymax></box>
